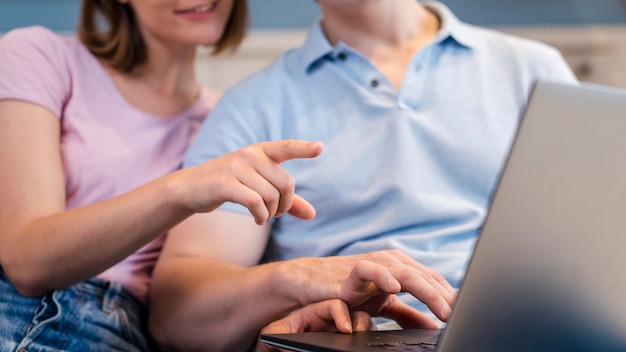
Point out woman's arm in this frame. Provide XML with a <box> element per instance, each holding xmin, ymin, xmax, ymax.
<box><xmin>0</xmin><ymin>100</ymin><xmax>192</xmax><ymax>295</ymax></box>
<box><xmin>0</xmin><ymin>101</ymin><xmax>322</xmax><ymax>297</ymax></box>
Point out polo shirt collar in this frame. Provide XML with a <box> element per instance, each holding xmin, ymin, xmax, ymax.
<box><xmin>424</xmin><ymin>1</ymin><xmax>477</xmax><ymax>49</ymax></box>
<box><xmin>299</xmin><ymin>20</ymin><xmax>335</xmax><ymax>74</ymax></box>
<box><xmin>300</xmin><ymin>1</ymin><xmax>477</xmax><ymax>73</ymax></box>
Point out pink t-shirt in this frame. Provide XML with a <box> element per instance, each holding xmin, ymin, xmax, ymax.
<box><xmin>0</xmin><ymin>26</ymin><xmax>220</xmax><ymax>304</ymax></box>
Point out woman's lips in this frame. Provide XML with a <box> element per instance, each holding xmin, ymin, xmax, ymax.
<box><xmin>175</xmin><ymin>2</ymin><xmax>217</xmax><ymax>14</ymax></box>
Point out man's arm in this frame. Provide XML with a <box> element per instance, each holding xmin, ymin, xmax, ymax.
<box><xmin>149</xmin><ymin>210</ymin><xmax>457</xmax><ymax>352</ymax></box>
<box><xmin>149</xmin><ymin>210</ymin><xmax>297</xmax><ymax>352</ymax></box>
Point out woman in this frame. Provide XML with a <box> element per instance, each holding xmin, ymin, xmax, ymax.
<box><xmin>0</xmin><ymin>0</ymin><xmax>326</xmax><ymax>350</ymax></box>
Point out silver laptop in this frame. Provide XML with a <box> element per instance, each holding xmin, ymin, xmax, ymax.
<box><xmin>261</xmin><ymin>81</ymin><xmax>626</xmax><ymax>352</ymax></box>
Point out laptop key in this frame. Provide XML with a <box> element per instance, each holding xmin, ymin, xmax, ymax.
<box><xmin>365</xmin><ymin>341</ymin><xmax>438</xmax><ymax>351</ymax></box>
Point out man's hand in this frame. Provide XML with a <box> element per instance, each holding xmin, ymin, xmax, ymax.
<box><xmin>256</xmin><ymin>299</ymin><xmax>374</xmax><ymax>352</ymax></box>
<box><xmin>255</xmin><ymin>293</ymin><xmax>443</xmax><ymax>352</ymax></box>
<box><xmin>351</xmin><ymin>293</ymin><xmax>441</xmax><ymax>329</ymax></box>
<box><xmin>282</xmin><ymin>249</ymin><xmax>457</xmax><ymax>324</ymax></box>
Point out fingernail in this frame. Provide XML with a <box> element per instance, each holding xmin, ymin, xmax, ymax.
<box><xmin>311</xmin><ymin>141</ymin><xmax>323</xmax><ymax>151</ymax></box>
<box><xmin>441</xmin><ymin>302</ymin><xmax>452</xmax><ymax>319</ymax></box>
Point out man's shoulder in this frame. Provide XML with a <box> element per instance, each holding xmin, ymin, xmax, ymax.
<box><xmin>460</xmin><ymin>22</ymin><xmax>575</xmax><ymax>81</ymax></box>
<box><xmin>464</xmin><ymin>23</ymin><xmax>561</xmax><ymax>58</ymax></box>
<box><xmin>221</xmin><ymin>48</ymin><xmax>308</xmax><ymax>101</ymax></box>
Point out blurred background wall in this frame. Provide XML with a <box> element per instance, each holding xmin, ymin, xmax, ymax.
<box><xmin>1</xmin><ymin>0</ymin><xmax>625</xmax><ymax>90</ymax></box>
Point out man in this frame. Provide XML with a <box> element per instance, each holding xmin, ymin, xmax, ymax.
<box><xmin>149</xmin><ymin>1</ymin><xmax>577</xmax><ymax>351</ymax></box>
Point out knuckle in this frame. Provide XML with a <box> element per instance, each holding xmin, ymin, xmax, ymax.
<box><xmin>263</xmin><ymin>188</ymin><xmax>281</xmax><ymax>205</ymax></box>
<box><xmin>244</xmin><ymin>193</ymin><xmax>265</xmax><ymax>209</ymax></box>
<box><xmin>430</xmin><ymin>271</ymin><xmax>447</xmax><ymax>283</ymax></box>
<box><xmin>388</xmin><ymin>249</ymin><xmax>407</xmax><ymax>259</ymax></box>
<box><xmin>404</xmin><ymin>270</ymin><xmax>423</xmax><ymax>284</ymax></box>
<box><xmin>282</xmin><ymin>139</ymin><xmax>296</xmax><ymax>149</ymax></box>
<box><xmin>328</xmin><ymin>298</ymin><xmax>344</xmax><ymax>309</ymax></box>
<box><xmin>238</xmin><ymin>145</ymin><xmax>259</xmax><ymax>160</ymax></box>
<box><xmin>277</xmin><ymin>173</ymin><xmax>296</xmax><ymax>194</ymax></box>
<box><xmin>423</xmin><ymin>289</ymin><xmax>440</xmax><ymax>303</ymax></box>
<box><xmin>354</xmin><ymin>259</ymin><xmax>371</xmax><ymax>270</ymax></box>
<box><xmin>285</xmin><ymin>173</ymin><xmax>296</xmax><ymax>189</ymax></box>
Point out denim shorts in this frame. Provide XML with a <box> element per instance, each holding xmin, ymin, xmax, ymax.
<box><xmin>0</xmin><ymin>267</ymin><xmax>154</xmax><ymax>352</ymax></box>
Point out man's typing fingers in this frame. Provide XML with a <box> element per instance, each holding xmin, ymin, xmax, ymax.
<box><xmin>344</xmin><ymin>260</ymin><xmax>402</xmax><ymax>304</ymax></box>
<box><xmin>397</xmin><ymin>273</ymin><xmax>453</xmax><ymax>322</ymax></box>
<box><xmin>374</xmin><ymin>295</ymin><xmax>440</xmax><ymax>330</ymax></box>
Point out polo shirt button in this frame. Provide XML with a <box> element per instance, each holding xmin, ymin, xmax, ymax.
<box><xmin>337</xmin><ymin>52</ymin><xmax>347</xmax><ymax>61</ymax></box>
<box><xmin>370</xmin><ymin>79</ymin><xmax>380</xmax><ymax>88</ymax></box>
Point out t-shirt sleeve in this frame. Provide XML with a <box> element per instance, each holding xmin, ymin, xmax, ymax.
<box><xmin>184</xmin><ymin>88</ymin><xmax>267</xmax><ymax>215</ymax></box>
<box><xmin>184</xmin><ymin>88</ymin><xmax>265</xmax><ymax>167</ymax></box>
<box><xmin>0</xmin><ymin>26</ymin><xmax>72</xmax><ymax>118</ymax></box>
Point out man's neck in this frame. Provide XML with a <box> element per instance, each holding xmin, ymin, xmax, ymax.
<box><xmin>319</xmin><ymin>0</ymin><xmax>440</xmax><ymax>57</ymax></box>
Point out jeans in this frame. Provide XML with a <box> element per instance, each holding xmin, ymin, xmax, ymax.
<box><xmin>0</xmin><ymin>267</ymin><xmax>154</xmax><ymax>352</ymax></box>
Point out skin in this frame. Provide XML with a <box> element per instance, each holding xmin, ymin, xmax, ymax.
<box><xmin>0</xmin><ymin>100</ymin><xmax>322</xmax><ymax>295</ymax></box>
<box><xmin>255</xmin><ymin>300</ymin><xmax>376</xmax><ymax>352</ymax></box>
<box><xmin>0</xmin><ymin>0</ymin><xmax>321</xmax><ymax>300</ymax></box>
<box><xmin>148</xmin><ymin>1</ymin><xmax>456</xmax><ymax>352</ymax></box>
<box><xmin>255</xmin><ymin>294</ymin><xmax>443</xmax><ymax>352</ymax></box>
<box><xmin>106</xmin><ymin>0</ymin><xmax>235</xmax><ymax>118</ymax></box>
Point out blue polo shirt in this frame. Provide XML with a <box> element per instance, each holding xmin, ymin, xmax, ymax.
<box><xmin>185</xmin><ymin>2</ymin><xmax>577</xmax><ymax>311</ymax></box>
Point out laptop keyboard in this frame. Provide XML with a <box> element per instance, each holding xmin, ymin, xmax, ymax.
<box><xmin>365</xmin><ymin>341</ymin><xmax>439</xmax><ymax>351</ymax></box>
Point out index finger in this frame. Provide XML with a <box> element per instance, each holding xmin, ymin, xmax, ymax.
<box><xmin>259</xmin><ymin>140</ymin><xmax>324</xmax><ymax>164</ymax></box>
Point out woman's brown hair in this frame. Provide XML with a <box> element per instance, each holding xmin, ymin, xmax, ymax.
<box><xmin>78</xmin><ymin>0</ymin><xmax>248</xmax><ymax>73</ymax></box>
